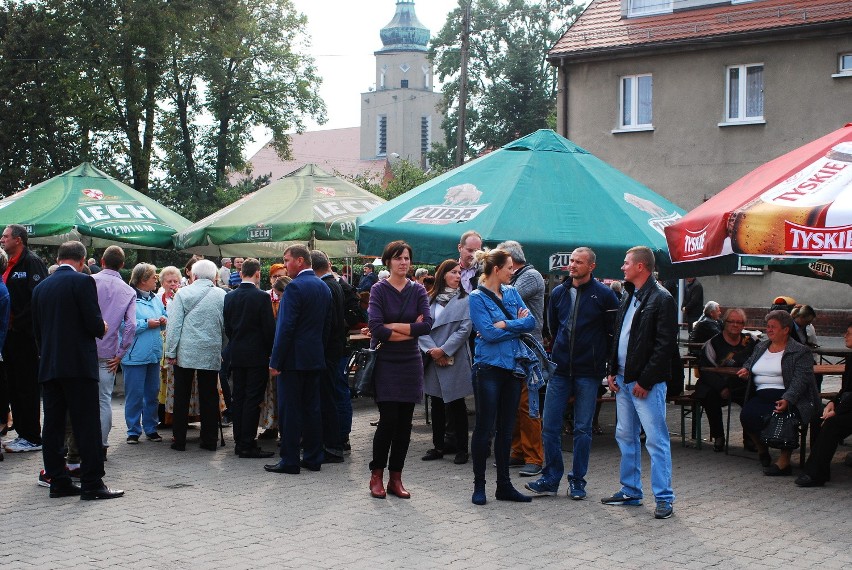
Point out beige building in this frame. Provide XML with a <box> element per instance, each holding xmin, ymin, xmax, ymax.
<box><xmin>548</xmin><ymin>0</ymin><xmax>852</xmax><ymax>314</ymax></box>
<box><xmin>360</xmin><ymin>0</ymin><xmax>444</xmax><ymax>167</ymax></box>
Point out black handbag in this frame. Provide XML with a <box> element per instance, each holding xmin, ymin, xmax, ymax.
<box><xmin>760</xmin><ymin>410</ymin><xmax>801</xmax><ymax>450</ymax></box>
<box><xmin>350</xmin><ymin>344</ymin><xmax>381</xmax><ymax>397</ymax></box>
<box><xmin>349</xmin><ymin>282</ymin><xmax>417</xmax><ymax>397</ymax></box>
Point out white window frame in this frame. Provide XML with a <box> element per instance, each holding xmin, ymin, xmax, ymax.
<box><xmin>832</xmin><ymin>53</ymin><xmax>852</xmax><ymax>78</ymax></box>
<box><xmin>627</xmin><ymin>0</ymin><xmax>672</xmax><ymax>17</ymax></box>
<box><xmin>720</xmin><ymin>63</ymin><xmax>764</xmax><ymax>126</ymax></box>
<box><xmin>615</xmin><ymin>73</ymin><xmax>654</xmax><ymax>132</ymax></box>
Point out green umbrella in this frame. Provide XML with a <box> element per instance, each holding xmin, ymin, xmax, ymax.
<box><xmin>357</xmin><ymin>130</ymin><xmax>685</xmax><ymax>278</ymax></box>
<box><xmin>174</xmin><ymin>164</ymin><xmax>385</xmax><ymax>258</ymax></box>
<box><xmin>0</xmin><ymin>162</ymin><xmax>192</xmax><ymax>249</ymax></box>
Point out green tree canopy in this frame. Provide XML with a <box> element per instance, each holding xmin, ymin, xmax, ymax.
<box><xmin>430</xmin><ymin>0</ymin><xmax>582</xmax><ymax>160</ymax></box>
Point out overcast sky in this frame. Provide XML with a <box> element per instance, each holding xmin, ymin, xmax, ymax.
<box><xmin>247</xmin><ymin>0</ymin><xmax>459</xmax><ymax>154</ymax></box>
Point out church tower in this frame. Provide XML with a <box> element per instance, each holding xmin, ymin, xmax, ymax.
<box><xmin>360</xmin><ymin>0</ymin><xmax>444</xmax><ymax>167</ymax></box>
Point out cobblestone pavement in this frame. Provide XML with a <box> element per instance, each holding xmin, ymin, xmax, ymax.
<box><xmin>3</xmin><ymin>372</ymin><xmax>850</xmax><ymax>569</ymax></box>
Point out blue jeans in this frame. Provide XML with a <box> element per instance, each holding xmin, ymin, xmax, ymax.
<box><xmin>541</xmin><ymin>374</ymin><xmax>599</xmax><ymax>489</ymax></box>
<box><xmin>471</xmin><ymin>365</ymin><xmax>522</xmax><ymax>487</ymax></box>
<box><xmin>123</xmin><ymin>363</ymin><xmax>161</xmax><ymax>437</ymax></box>
<box><xmin>614</xmin><ymin>375</ymin><xmax>675</xmax><ymax>503</ymax></box>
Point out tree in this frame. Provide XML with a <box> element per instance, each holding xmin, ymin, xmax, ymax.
<box><xmin>199</xmin><ymin>0</ymin><xmax>326</xmax><ymax>186</ymax></box>
<box><xmin>430</xmin><ymin>0</ymin><xmax>582</xmax><ymax>157</ymax></box>
<box><xmin>0</xmin><ymin>2</ymin><xmax>86</xmax><ymax>192</ymax></box>
<box><xmin>346</xmin><ymin>159</ymin><xmax>444</xmax><ymax>202</ymax></box>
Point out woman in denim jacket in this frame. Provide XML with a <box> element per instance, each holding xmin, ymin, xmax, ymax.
<box><xmin>468</xmin><ymin>248</ymin><xmax>535</xmax><ymax>505</ymax></box>
<box><xmin>122</xmin><ymin>263</ymin><xmax>167</xmax><ymax>444</ymax></box>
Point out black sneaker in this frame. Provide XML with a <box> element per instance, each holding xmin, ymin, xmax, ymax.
<box><xmin>654</xmin><ymin>500</ymin><xmax>673</xmax><ymax>519</ymax></box>
<box><xmin>126</xmin><ymin>435</ymin><xmax>140</xmax><ymax>444</ymax></box>
<box><xmin>145</xmin><ymin>432</ymin><xmax>163</xmax><ymax>442</ymax></box>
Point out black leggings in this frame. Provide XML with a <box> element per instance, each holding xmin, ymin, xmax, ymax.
<box><xmin>429</xmin><ymin>396</ymin><xmax>469</xmax><ymax>452</ymax></box>
<box><xmin>370</xmin><ymin>401</ymin><xmax>415</xmax><ymax>472</ymax></box>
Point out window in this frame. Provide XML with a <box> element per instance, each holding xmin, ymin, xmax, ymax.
<box><xmin>421</xmin><ymin>116</ymin><xmax>431</xmax><ymax>167</ymax></box>
<box><xmin>835</xmin><ymin>53</ymin><xmax>852</xmax><ymax>77</ymax></box>
<box><xmin>401</xmin><ymin>79</ymin><xmax>409</xmax><ymax>89</ymax></box>
<box><xmin>725</xmin><ymin>63</ymin><xmax>764</xmax><ymax>123</ymax></box>
<box><xmin>627</xmin><ymin>0</ymin><xmax>672</xmax><ymax>17</ymax></box>
<box><xmin>377</xmin><ymin>116</ymin><xmax>387</xmax><ymax>156</ymax></box>
<box><xmin>619</xmin><ymin>74</ymin><xmax>653</xmax><ymax>129</ymax></box>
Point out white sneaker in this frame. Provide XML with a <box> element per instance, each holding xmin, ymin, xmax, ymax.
<box><xmin>4</xmin><ymin>437</ymin><xmax>42</xmax><ymax>453</ymax></box>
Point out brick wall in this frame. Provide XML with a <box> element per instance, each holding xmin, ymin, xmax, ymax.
<box><xmin>741</xmin><ymin>308</ymin><xmax>852</xmax><ymax>337</ymax></box>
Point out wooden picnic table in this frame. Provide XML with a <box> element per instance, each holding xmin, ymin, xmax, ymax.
<box><xmin>812</xmin><ymin>347</ymin><xmax>850</xmax><ymax>365</ymax></box>
<box><xmin>701</xmin><ymin>364</ymin><xmax>844</xmax><ymax>377</ymax></box>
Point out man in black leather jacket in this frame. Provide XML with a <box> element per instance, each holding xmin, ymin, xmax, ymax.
<box><xmin>603</xmin><ymin>246</ymin><xmax>677</xmax><ymax>520</ymax></box>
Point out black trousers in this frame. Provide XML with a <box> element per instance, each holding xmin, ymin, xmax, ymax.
<box><xmin>370</xmin><ymin>401</ymin><xmax>415</xmax><ymax>472</ymax></box>
<box><xmin>4</xmin><ymin>332</ymin><xmax>42</xmax><ymax>444</ymax></box>
<box><xmin>699</xmin><ymin>386</ymin><xmax>745</xmax><ymax>439</ymax></box>
<box><xmin>230</xmin><ymin>366</ymin><xmax>267</xmax><ymax>451</ymax></box>
<box><xmin>429</xmin><ymin>396</ymin><xmax>469</xmax><ymax>453</ymax></box>
<box><xmin>805</xmin><ymin>412</ymin><xmax>852</xmax><ymax>483</ymax></box>
<box><xmin>320</xmin><ymin>354</ymin><xmax>343</xmax><ymax>455</ymax></box>
<box><xmin>172</xmin><ymin>366</ymin><xmax>219</xmax><ymax>447</ymax></box>
<box><xmin>42</xmin><ymin>378</ymin><xmax>104</xmax><ymax>491</ymax></box>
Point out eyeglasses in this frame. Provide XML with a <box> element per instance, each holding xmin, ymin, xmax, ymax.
<box><xmin>725</xmin><ymin>320</ymin><xmax>746</xmax><ymax>326</ymax></box>
<box><xmin>271</xmin><ymin>274</ymin><xmax>285</xmax><ymax>280</ymax></box>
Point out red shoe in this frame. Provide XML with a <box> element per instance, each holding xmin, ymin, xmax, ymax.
<box><xmin>369</xmin><ymin>468</ymin><xmax>386</xmax><ymax>498</ymax></box>
<box><xmin>387</xmin><ymin>471</ymin><xmax>410</xmax><ymax>499</ymax></box>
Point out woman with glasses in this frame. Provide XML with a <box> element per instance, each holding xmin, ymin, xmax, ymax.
<box><xmin>696</xmin><ymin>308</ymin><xmax>756</xmax><ymax>451</ymax></box>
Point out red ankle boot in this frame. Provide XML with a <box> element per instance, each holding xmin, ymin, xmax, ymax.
<box><xmin>369</xmin><ymin>468</ymin><xmax>386</xmax><ymax>498</ymax></box>
<box><xmin>387</xmin><ymin>471</ymin><xmax>410</xmax><ymax>499</ymax></box>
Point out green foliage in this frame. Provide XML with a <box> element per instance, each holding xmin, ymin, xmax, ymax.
<box><xmin>345</xmin><ymin>159</ymin><xmax>444</xmax><ymax>202</ymax></box>
<box><xmin>430</xmin><ymin>0</ymin><xmax>582</xmax><ymax>157</ymax></box>
<box><xmin>0</xmin><ymin>0</ymin><xmax>325</xmax><ymax>221</ymax></box>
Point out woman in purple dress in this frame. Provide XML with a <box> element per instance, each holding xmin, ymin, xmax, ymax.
<box><xmin>367</xmin><ymin>241</ymin><xmax>432</xmax><ymax>499</ymax></box>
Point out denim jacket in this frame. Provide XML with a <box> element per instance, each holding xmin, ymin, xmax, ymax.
<box><xmin>470</xmin><ymin>284</ymin><xmax>535</xmax><ymax>379</ymax></box>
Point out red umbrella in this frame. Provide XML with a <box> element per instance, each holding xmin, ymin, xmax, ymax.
<box><xmin>666</xmin><ymin>124</ymin><xmax>852</xmax><ymax>266</ymax></box>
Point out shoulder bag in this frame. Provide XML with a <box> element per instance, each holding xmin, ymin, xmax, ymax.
<box><xmin>350</xmin><ymin>282</ymin><xmax>417</xmax><ymax>397</ymax></box>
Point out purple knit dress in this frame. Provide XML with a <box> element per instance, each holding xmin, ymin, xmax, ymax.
<box><xmin>368</xmin><ymin>280</ymin><xmax>433</xmax><ymax>403</ymax></box>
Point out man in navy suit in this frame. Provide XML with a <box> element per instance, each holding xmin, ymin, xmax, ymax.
<box><xmin>224</xmin><ymin>258</ymin><xmax>275</xmax><ymax>458</ymax></box>
<box><xmin>32</xmin><ymin>241</ymin><xmax>123</xmax><ymax>500</ymax></box>
<box><xmin>265</xmin><ymin>245</ymin><xmax>332</xmax><ymax>474</ymax></box>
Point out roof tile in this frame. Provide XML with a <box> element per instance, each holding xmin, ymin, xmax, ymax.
<box><xmin>549</xmin><ymin>0</ymin><xmax>852</xmax><ymax>57</ymax></box>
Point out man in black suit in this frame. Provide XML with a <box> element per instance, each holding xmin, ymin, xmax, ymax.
<box><xmin>265</xmin><ymin>245</ymin><xmax>332</xmax><ymax>474</ymax></box>
<box><xmin>224</xmin><ymin>258</ymin><xmax>275</xmax><ymax>458</ymax></box>
<box><xmin>311</xmin><ymin>250</ymin><xmax>346</xmax><ymax>463</ymax></box>
<box><xmin>32</xmin><ymin>241</ymin><xmax>123</xmax><ymax>500</ymax></box>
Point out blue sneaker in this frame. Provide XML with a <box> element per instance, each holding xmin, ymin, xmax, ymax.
<box><xmin>524</xmin><ymin>478</ymin><xmax>558</xmax><ymax>497</ymax></box>
<box><xmin>654</xmin><ymin>500</ymin><xmax>673</xmax><ymax>519</ymax></box>
<box><xmin>601</xmin><ymin>491</ymin><xmax>642</xmax><ymax>506</ymax></box>
<box><xmin>567</xmin><ymin>479</ymin><xmax>586</xmax><ymax>500</ymax></box>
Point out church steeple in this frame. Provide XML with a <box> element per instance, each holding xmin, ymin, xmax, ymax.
<box><xmin>378</xmin><ymin>0</ymin><xmax>429</xmax><ymax>53</ymax></box>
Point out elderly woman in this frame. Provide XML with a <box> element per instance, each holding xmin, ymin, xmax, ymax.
<box><xmin>737</xmin><ymin>310</ymin><xmax>819</xmax><ymax>475</ymax></box>
<box><xmin>688</xmin><ymin>301</ymin><xmax>722</xmax><ymax>355</ymax></box>
<box><xmin>367</xmin><ymin>241</ymin><xmax>432</xmax><ymax>500</ymax></box>
<box><xmin>469</xmin><ymin>248</ymin><xmax>536</xmax><ymax>505</ymax></box>
<box><xmin>165</xmin><ymin>259</ymin><xmax>227</xmax><ymax>451</ymax></box>
<box><xmin>419</xmin><ymin>259</ymin><xmax>473</xmax><ymax>465</ymax></box>
<box><xmin>122</xmin><ymin>263</ymin><xmax>167</xmax><ymax>445</ymax></box>
<box><xmin>696</xmin><ymin>308</ymin><xmax>756</xmax><ymax>451</ymax></box>
<box><xmin>157</xmin><ymin>266</ymin><xmax>182</xmax><ymax>426</ymax></box>
<box><xmin>0</xmin><ymin>250</ymin><xmax>10</xmax><ymax>441</ymax></box>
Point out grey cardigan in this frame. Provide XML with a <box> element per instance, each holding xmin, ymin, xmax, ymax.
<box><xmin>419</xmin><ymin>295</ymin><xmax>473</xmax><ymax>403</ymax></box>
<box><xmin>742</xmin><ymin>337</ymin><xmax>820</xmax><ymax>424</ymax></box>
<box><xmin>165</xmin><ymin>279</ymin><xmax>227</xmax><ymax>371</ymax></box>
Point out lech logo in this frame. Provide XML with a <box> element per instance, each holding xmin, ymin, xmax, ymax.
<box><xmin>82</xmin><ymin>188</ymin><xmax>105</xmax><ymax>200</ymax></box>
<box><xmin>247</xmin><ymin>223</ymin><xmax>271</xmax><ymax>241</ymax></box>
